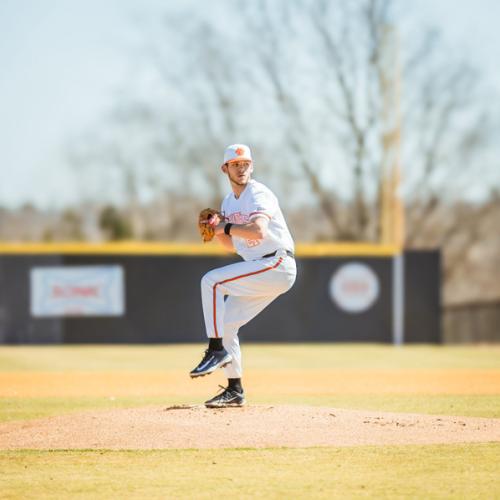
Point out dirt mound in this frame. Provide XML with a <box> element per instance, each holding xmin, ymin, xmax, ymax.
<box><xmin>1</xmin><ymin>405</ymin><xmax>499</xmax><ymax>450</ymax></box>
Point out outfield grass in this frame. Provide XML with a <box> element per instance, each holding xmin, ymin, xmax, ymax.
<box><xmin>0</xmin><ymin>345</ymin><xmax>499</xmax><ymax>422</ymax></box>
<box><xmin>1</xmin><ymin>394</ymin><xmax>499</xmax><ymax>423</ymax></box>
<box><xmin>1</xmin><ymin>344</ymin><xmax>499</xmax><ymax>371</ymax></box>
<box><xmin>2</xmin><ymin>444</ymin><xmax>499</xmax><ymax>499</ymax></box>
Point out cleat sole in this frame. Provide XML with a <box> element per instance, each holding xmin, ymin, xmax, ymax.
<box><xmin>190</xmin><ymin>355</ymin><xmax>233</xmax><ymax>378</ymax></box>
<box><xmin>205</xmin><ymin>400</ymin><xmax>246</xmax><ymax>408</ymax></box>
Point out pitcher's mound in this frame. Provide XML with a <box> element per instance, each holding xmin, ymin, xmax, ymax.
<box><xmin>1</xmin><ymin>405</ymin><xmax>499</xmax><ymax>449</ymax></box>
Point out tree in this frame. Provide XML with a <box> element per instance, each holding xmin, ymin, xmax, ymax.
<box><xmin>99</xmin><ymin>206</ymin><xmax>133</xmax><ymax>241</ymax></box>
<box><xmin>69</xmin><ymin>0</ymin><xmax>498</xmax><ymax>299</ymax></box>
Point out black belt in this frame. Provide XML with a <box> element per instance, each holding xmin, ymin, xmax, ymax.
<box><xmin>262</xmin><ymin>250</ymin><xmax>294</xmax><ymax>259</ymax></box>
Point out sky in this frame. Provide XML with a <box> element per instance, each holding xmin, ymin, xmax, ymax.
<box><xmin>0</xmin><ymin>0</ymin><xmax>499</xmax><ymax>209</ymax></box>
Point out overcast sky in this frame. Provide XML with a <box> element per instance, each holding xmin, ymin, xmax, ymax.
<box><xmin>0</xmin><ymin>0</ymin><xmax>499</xmax><ymax>209</ymax></box>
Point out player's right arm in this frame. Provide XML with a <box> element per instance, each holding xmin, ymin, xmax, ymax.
<box><xmin>215</xmin><ymin>233</ymin><xmax>235</xmax><ymax>252</ymax></box>
<box><xmin>215</xmin><ymin>199</ymin><xmax>235</xmax><ymax>252</ymax></box>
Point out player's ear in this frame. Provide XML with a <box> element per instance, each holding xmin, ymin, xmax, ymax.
<box><xmin>249</xmin><ymin>162</ymin><xmax>254</xmax><ymax>174</ymax></box>
<box><xmin>221</xmin><ymin>163</ymin><xmax>228</xmax><ymax>174</ymax></box>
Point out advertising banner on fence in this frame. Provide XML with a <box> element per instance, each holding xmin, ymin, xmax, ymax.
<box><xmin>30</xmin><ymin>265</ymin><xmax>125</xmax><ymax>317</ymax></box>
<box><xmin>0</xmin><ymin>251</ymin><xmax>439</xmax><ymax>343</ymax></box>
<box><xmin>329</xmin><ymin>262</ymin><xmax>380</xmax><ymax>313</ymax></box>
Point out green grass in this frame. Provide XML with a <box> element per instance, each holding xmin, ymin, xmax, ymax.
<box><xmin>2</xmin><ymin>444</ymin><xmax>499</xmax><ymax>499</ymax></box>
<box><xmin>256</xmin><ymin>394</ymin><xmax>500</xmax><ymax>418</ymax></box>
<box><xmin>0</xmin><ymin>397</ymin><xmax>185</xmax><ymax>423</ymax></box>
<box><xmin>1</xmin><ymin>394</ymin><xmax>499</xmax><ymax>424</ymax></box>
<box><xmin>1</xmin><ymin>344</ymin><xmax>499</xmax><ymax>372</ymax></box>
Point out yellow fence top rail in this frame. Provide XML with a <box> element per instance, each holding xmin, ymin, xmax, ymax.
<box><xmin>0</xmin><ymin>241</ymin><xmax>401</xmax><ymax>257</ymax></box>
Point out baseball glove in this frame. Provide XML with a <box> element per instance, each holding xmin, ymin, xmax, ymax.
<box><xmin>198</xmin><ymin>208</ymin><xmax>224</xmax><ymax>243</ymax></box>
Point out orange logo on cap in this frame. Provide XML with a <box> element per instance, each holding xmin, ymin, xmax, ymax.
<box><xmin>235</xmin><ymin>147</ymin><xmax>245</xmax><ymax>156</ymax></box>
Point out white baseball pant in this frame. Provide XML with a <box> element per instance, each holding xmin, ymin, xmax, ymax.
<box><xmin>200</xmin><ymin>249</ymin><xmax>296</xmax><ymax>378</ymax></box>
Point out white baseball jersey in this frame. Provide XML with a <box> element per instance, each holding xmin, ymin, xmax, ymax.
<box><xmin>200</xmin><ymin>177</ymin><xmax>296</xmax><ymax>380</ymax></box>
<box><xmin>221</xmin><ymin>179</ymin><xmax>294</xmax><ymax>261</ymax></box>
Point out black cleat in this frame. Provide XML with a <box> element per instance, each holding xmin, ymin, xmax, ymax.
<box><xmin>205</xmin><ymin>385</ymin><xmax>246</xmax><ymax>408</ymax></box>
<box><xmin>190</xmin><ymin>348</ymin><xmax>232</xmax><ymax>378</ymax></box>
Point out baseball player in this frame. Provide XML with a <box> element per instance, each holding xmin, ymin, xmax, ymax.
<box><xmin>191</xmin><ymin>144</ymin><xmax>296</xmax><ymax>408</ymax></box>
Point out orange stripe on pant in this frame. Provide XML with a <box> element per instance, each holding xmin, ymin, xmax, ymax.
<box><xmin>212</xmin><ymin>257</ymin><xmax>284</xmax><ymax>338</ymax></box>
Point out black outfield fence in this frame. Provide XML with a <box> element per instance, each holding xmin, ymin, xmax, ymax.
<box><xmin>0</xmin><ymin>249</ymin><xmax>440</xmax><ymax>344</ymax></box>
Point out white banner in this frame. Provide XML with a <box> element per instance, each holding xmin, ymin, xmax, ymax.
<box><xmin>30</xmin><ymin>265</ymin><xmax>125</xmax><ymax>317</ymax></box>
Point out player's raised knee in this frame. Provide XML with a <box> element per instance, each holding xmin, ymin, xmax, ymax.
<box><xmin>201</xmin><ymin>270</ymin><xmax>217</xmax><ymax>289</ymax></box>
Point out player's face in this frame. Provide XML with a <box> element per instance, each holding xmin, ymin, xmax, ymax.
<box><xmin>224</xmin><ymin>160</ymin><xmax>253</xmax><ymax>186</ymax></box>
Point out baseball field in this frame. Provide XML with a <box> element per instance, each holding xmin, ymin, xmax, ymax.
<box><xmin>1</xmin><ymin>344</ymin><xmax>499</xmax><ymax>498</ymax></box>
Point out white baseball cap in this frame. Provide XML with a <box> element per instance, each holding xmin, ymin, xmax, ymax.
<box><xmin>223</xmin><ymin>144</ymin><xmax>252</xmax><ymax>164</ymax></box>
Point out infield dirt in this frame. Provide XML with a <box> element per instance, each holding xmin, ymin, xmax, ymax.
<box><xmin>1</xmin><ymin>404</ymin><xmax>499</xmax><ymax>450</ymax></box>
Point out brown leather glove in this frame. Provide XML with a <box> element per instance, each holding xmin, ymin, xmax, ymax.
<box><xmin>198</xmin><ymin>208</ymin><xmax>224</xmax><ymax>242</ymax></box>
